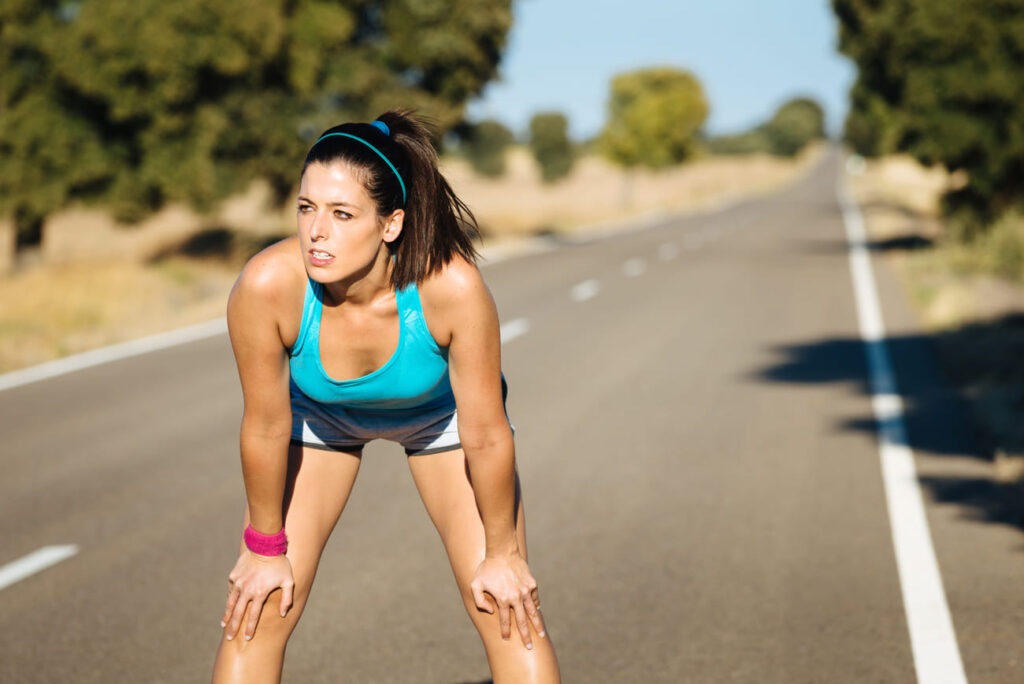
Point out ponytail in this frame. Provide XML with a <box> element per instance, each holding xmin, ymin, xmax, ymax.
<box><xmin>304</xmin><ymin>109</ymin><xmax>479</xmax><ymax>290</ymax></box>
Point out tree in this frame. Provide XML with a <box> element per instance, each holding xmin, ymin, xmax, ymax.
<box><xmin>833</xmin><ymin>0</ymin><xmax>1024</xmax><ymax>234</ymax></box>
<box><xmin>459</xmin><ymin>119</ymin><xmax>515</xmax><ymax>177</ymax></box>
<box><xmin>708</xmin><ymin>97</ymin><xmax>825</xmax><ymax>157</ymax></box>
<box><xmin>599</xmin><ymin>67</ymin><xmax>709</xmax><ymax>169</ymax></box>
<box><xmin>760</xmin><ymin>97</ymin><xmax>826</xmax><ymax>157</ymax></box>
<box><xmin>528</xmin><ymin>111</ymin><xmax>574</xmax><ymax>183</ymax></box>
<box><xmin>708</xmin><ymin>130</ymin><xmax>772</xmax><ymax>156</ymax></box>
<box><xmin>0</xmin><ymin>0</ymin><xmax>514</xmax><ymax>244</ymax></box>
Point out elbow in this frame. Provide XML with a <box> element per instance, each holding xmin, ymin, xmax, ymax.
<box><xmin>459</xmin><ymin>423</ymin><xmax>514</xmax><ymax>456</ymax></box>
<box><xmin>240</xmin><ymin>412</ymin><xmax>293</xmax><ymax>443</ymax></box>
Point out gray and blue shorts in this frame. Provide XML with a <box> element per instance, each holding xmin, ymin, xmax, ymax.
<box><xmin>289</xmin><ymin>380</ymin><xmax>512</xmax><ymax>456</ymax></box>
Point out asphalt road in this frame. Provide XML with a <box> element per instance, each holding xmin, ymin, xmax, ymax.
<box><xmin>2</xmin><ymin>149</ymin><xmax>1021</xmax><ymax>683</ymax></box>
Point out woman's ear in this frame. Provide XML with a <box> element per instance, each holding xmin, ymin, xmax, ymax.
<box><xmin>382</xmin><ymin>209</ymin><xmax>405</xmax><ymax>244</ymax></box>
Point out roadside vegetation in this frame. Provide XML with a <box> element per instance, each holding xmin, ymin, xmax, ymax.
<box><xmin>849</xmin><ymin>157</ymin><xmax>1024</xmax><ymax>478</ymax></box>
<box><xmin>834</xmin><ymin>0</ymin><xmax>1024</xmax><ymax>478</ymax></box>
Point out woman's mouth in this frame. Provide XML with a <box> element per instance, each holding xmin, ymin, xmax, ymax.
<box><xmin>309</xmin><ymin>249</ymin><xmax>334</xmax><ymax>266</ymax></box>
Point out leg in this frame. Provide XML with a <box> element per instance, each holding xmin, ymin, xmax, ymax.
<box><xmin>211</xmin><ymin>444</ymin><xmax>362</xmax><ymax>684</ymax></box>
<box><xmin>408</xmin><ymin>448</ymin><xmax>561</xmax><ymax>684</ymax></box>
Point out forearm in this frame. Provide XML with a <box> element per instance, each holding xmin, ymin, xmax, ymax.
<box><xmin>463</xmin><ymin>428</ymin><xmax>519</xmax><ymax>557</ymax></box>
<box><xmin>239</xmin><ymin>419</ymin><xmax>292</xmax><ymax>533</ymax></box>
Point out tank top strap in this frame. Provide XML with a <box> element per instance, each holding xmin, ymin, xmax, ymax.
<box><xmin>290</xmin><ymin>277</ymin><xmax>323</xmax><ymax>357</ymax></box>
<box><xmin>396</xmin><ymin>281</ymin><xmax>442</xmax><ymax>353</ymax></box>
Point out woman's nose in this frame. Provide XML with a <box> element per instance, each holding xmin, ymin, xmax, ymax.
<box><xmin>309</xmin><ymin>211</ymin><xmax>327</xmax><ymax>241</ymax></box>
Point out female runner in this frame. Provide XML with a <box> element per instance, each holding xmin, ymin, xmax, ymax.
<box><xmin>211</xmin><ymin>110</ymin><xmax>561</xmax><ymax>683</ymax></box>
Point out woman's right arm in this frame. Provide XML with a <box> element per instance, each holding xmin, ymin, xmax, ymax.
<box><xmin>220</xmin><ymin>253</ymin><xmax>296</xmax><ymax>642</ymax></box>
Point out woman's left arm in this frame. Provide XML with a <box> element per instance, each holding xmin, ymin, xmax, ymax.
<box><xmin>435</xmin><ymin>260</ymin><xmax>547</xmax><ymax>649</ymax></box>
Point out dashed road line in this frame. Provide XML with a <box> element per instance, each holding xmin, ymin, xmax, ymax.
<box><xmin>622</xmin><ymin>258</ymin><xmax>646</xmax><ymax>277</ymax></box>
<box><xmin>570</xmin><ymin>279</ymin><xmax>600</xmax><ymax>302</ymax></box>
<box><xmin>499</xmin><ymin>318</ymin><xmax>530</xmax><ymax>343</ymax></box>
<box><xmin>0</xmin><ymin>545</ymin><xmax>80</xmax><ymax>591</ymax></box>
<box><xmin>837</xmin><ymin>175</ymin><xmax>967</xmax><ymax>684</ymax></box>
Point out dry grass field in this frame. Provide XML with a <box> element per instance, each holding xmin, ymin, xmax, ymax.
<box><xmin>849</xmin><ymin>155</ymin><xmax>1024</xmax><ymax>475</ymax></box>
<box><xmin>850</xmin><ymin>156</ymin><xmax>1024</xmax><ymax>329</ymax></box>
<box><xmin>444</xmin><ymin>144</ymin><xmax>824</xmax><ymax>238</ymax></box>
<box><xmin>0</xmin><ymin>145</ymin><xmax>822</xmax><ymax>374</ymax></box>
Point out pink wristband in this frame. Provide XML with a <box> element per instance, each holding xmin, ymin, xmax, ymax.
<box><xmin>244</xmin><ymin>524</ymin><xmax>288</xmax><ymax>557</ymax></box>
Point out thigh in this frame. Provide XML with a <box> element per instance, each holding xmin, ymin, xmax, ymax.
<box><xmin>224</xmin><ymin>443</ymin><xmax>362</xmax><ymax>647</ymax></box>
<box><xmin>240</xmin><ymin>444</ymin><xmax>362</xmax><ymax>600</ymax></box>
<box><xmin>215</xmin><ymin>444</ymin><xmax>364</xmax><ymax>681</ymax></box>
<box><xmin>407</xmin><ymin>448</ymin><xmax>527</xmax><ymax>571</ymax></box>
<box><xmin>408</xmin><ymin>449</ymin><xmax>561</xmax><ymax>682</ymax></box>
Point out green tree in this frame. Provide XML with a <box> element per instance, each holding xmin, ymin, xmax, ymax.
<box><xmin>528</xmin><ymin>111</ymin><xmax>574</xmax><ymax>183</ymax></box>
<box><xmin>708</xmin><ymin>97</ymin><xmax>824</xmax><ymax>157</ymax></box>
<box><xmin>0</xmin><ymin>0</ymin><xmax>514</xmax><ymax>244</ymax></box>
<box><xmin>599</xmin><ymin>66</ymin><xmax>709</xmax><ymax>169</ymax></box>
<box><xmin>833</xmin><ymin>0</ymin><xmax>1024</xmax><ymax>234</ymax></box>
<box><xmin>460</xmin><ymin>119</ymin><xmax>515</xmax><ymax>177</ymax></box>
<box><xmin>708</xmin><ymin>130</ymin><xmax>772</xmax><ymax>156</ymax></box>
<box><xmin>760</xmin><ymin>97</ymin><xmax>826</xmax><ymax>157</ymax></box>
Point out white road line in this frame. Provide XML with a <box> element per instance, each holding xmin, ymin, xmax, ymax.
<box><xmin>0</xmin><ymin>545</ymin><xmax>79</xmax><ymax>591</ymax></box>
<box><xmin>622</xmin><ymin>258</ymin><xmax>646</xmax><ymax>277</ymax></box>
<box><xmin>499</xmin><ymin>318</ymin><xmax>530</xmax><ymax>343</ymax></box>
<box><xmin>837</xmin><ymin>175</ymin><xmax>967</xmax><ymax>684</ymax></box>
<box><xmin>0</xmin><ymin>318</ymin><xmax>227</xmax><ymax>392</ymax></box>
<box><xmin>570</xmin><ymin>279</ymin><xmax>600</xmax><ymax>302</ymax></box>
<box><xmin>657</xmin><ymin>243</ymin><xmax>679</xmax><ymax>261</ymax></box>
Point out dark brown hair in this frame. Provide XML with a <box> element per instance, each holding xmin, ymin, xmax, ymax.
<box><xmin>303</xmin><ymin>109</ymin><xmax>479</xmax><ymax>289</ymax></box>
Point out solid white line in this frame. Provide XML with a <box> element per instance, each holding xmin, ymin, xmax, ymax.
<box><xmin>499</xmin><ymin>318</ymin><xmax>529</xmax><ymax>343</ymax></box>
<box><xmin>837</xmin><ymin>175</ymin><xmax>967</xmax><ymax>684</ymax></box>
<box><xmin>570</xmin><ymin>279</ymin><xmax>600</xmax><ymax>302</ymax></box>
<box><xmin>0</xmin><ymin>545</ymin><xmax>79</xmax><ymax>591</ymax></box>
<box><xmin>622</xmin><ymin>258</ymin><xmax>646</xmax><ymax>277</ymax></box>
<box><xmin>657</xmin><ymin>243</ymin><xmax>679</xmax><ymax>261</ymax></box>
<box><xmin>0</xmin><ymin>318</ymin><xmax>228</xmax><ymax>392</ymax></box>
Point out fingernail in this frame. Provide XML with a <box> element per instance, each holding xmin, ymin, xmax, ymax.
<box><xmin>220</xmin><ymin>620</ymin><xmax>226</xmax><ymax>628</ymax></box>
<box><xmin>281</xmin><ymin>611</ymin><xmax>287</xmax><ymax>618</ymax></box>
<box><xmin>526</xmin><ymin>643</ymin><xmax>533</xmax><ymax>650</ymax></box>
<box><xmin>226</xmin><ymin>635</ymin><xmax>233</xmax><ymax>641</ymax></box>
<box><xmin>245</xmin><ymin>635</ymin><xmax>252</xmax><ymax>641</ymax></box>
<box><xmin>539</xmin><ymin>631</ymin><xmax>546</xmax><ymax>637</ymax></box>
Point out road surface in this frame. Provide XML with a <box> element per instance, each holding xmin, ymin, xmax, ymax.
<box><xmin>1</xmin><ymin>149</ymin><xmax>1021</xmax><ymax>682</ymax></box>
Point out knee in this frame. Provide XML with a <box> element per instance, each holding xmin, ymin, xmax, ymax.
<box><xmin>457</xmin><ymin>587</ymin><xmax>499</xmax><ymax>635</ymax></box>
<box><xmin>223</xmin><ymin>584</ymin><xmax>311</xmax><ymax>649</ymax></box>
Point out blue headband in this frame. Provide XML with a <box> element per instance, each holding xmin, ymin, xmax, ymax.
<box><xmin>313</xmin><ymin>124</ymin><xmax>406</xmax><ymax>205</ymax></box>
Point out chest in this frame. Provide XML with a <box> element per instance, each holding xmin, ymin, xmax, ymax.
<box><xmin>317</xmin><ymin>300</ymin><xmax>400</xmax><ymax>382</ymax></box>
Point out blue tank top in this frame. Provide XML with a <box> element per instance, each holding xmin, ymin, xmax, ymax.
<box><xmin>288</xmin><ymin>278</ymin><xmax>454</xmax><ymax>411</ymax></box>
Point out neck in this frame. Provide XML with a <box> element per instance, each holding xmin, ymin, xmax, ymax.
<box><xmin>322</xmin><ymin>247</ymin><xmax>394</xmax><ymax>307</ymax></box>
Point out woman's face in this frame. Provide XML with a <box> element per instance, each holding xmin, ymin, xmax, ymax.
<box><xmin>296</xmin><ymin>161</ymin><xmax>403</xmax><ymax>283</ymax></box>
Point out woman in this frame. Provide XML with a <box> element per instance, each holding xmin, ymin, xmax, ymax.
<box><xmin>211</xmin><ymin>110</ymin><xmax>561</xmax><ymax>683</ymax></box>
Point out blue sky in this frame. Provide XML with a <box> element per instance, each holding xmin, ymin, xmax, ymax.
<box><xmin>466</xmin><ymin>0</ymin><xmax>856</xmax><ymax>140</ymax></box>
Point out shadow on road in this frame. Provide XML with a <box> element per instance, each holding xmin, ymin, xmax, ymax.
<box><xmin>750</xmin><ymin>314</ymin><xmax>1024</xmax><ymax>534</ymax></box>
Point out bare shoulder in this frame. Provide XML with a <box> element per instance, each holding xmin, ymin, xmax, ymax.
<box><xmin>418</xmin><ymin>254</ymin><xmax>496</xmax><ymax>347</ymax></box>
<box><xmin>418</xmin><ymin>253</ymin><xmax>490</xmax><ymax>306</ymax></box>
<box><xmin>231</xmin><ymin>237</ymin><xmax>304</xmax><ymax>302</ymax></box>
<box><xmin>228</xmin><ymin>236</ymin><xmax>306</xmax><ymax>345</ymax></box>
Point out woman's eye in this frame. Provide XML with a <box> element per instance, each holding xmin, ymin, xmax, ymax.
<box><xmin>334</xmin><ymin>210</ymin><xmax>352</xmax><ymax>219</ymax></box>
<box><xmin>298</xmin><ymin>204</ymin><xmax>312</xmax><ymax>213</ymax></box>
